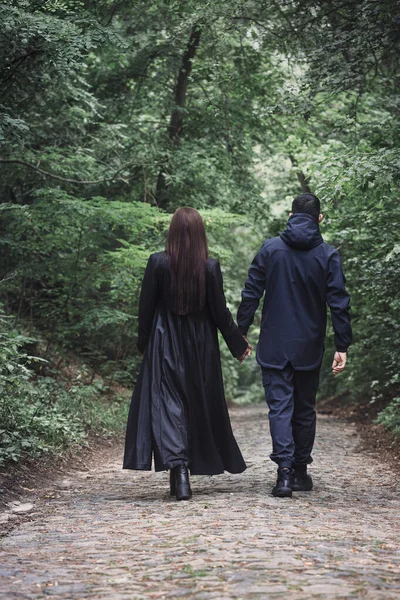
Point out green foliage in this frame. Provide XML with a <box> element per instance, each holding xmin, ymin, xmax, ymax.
<box><xmin>311</xmin><ymin>157</ymin><xmax>400</xmax><ymax>427</ymax></box>
<box><xmin>0</xmin><ymin>194</ymin><xmax>166</xmax><ymax>380</ymax></box>
<box><xmin>377</xmin><ymin>398</ymin><xmax>400</xmax><ymax>436</ymax></box>
<box><xmin>0</xmin><ymin>307</ymin><xmax>128</xmax><ymax>467</ymax></box>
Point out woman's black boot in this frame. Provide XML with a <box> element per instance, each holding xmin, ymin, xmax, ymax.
<box><xmin>170</xmin><ymin>465</ymin><xmax>192</xmax><ymax>501</ymax></box>
<box><xmin>169</xmin><ymin>469</ymin><xmax>176</xmax><ymax>496</ymax></box>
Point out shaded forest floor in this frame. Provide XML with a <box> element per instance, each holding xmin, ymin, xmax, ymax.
<box><xmin>1</xmin><ymin>405</ymin><xmax>399</xmax><ymax>599</ymax></box>
<box><xmin>318</xmin><ymin>396</ymin><xmax>400</xmax><ymax>475</ymax></box>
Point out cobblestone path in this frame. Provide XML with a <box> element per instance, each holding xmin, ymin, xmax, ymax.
<box><xmin>0</xmin><ymin>405</ymin><xmax>399</xmax><ymax>599</ymax></box>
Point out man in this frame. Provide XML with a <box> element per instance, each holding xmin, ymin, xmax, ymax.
<box><xmin>237</xmin><ymin>193</ymin><xmax>352</xmax><ymax>498</ymax></box>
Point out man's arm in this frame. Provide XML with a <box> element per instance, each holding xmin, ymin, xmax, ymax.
<box><xmin>327</xmin><ymin>251</ymin><xmax>352</xmax><ymax>360</ymax></box>
<box><xmin>237</xmin><ymin>245</ymin><xmax>266</xmax><ymax>336</ymax></box>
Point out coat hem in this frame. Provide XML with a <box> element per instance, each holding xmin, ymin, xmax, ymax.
<box><xmin>189</xmin><ymin>465</ymin><xmax>247</xmax><ymax>476</ymax></box>
<box><xmin>123</xmin><ymin>463</ymin><xmax>152</xmax><ymax>471</ymax></box>
<box><xmin>257</xmin><ymin>358</ymin><xmax>323</xmax><ymax>371</ymax></box>
<box><xmin>123</xmin><ymin>463</ymin><xmax>247</xmax><ymax>475</ymax></box>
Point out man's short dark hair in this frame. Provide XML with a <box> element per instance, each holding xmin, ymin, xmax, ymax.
<box><xmin>292</xmin><ymin>193</ymin><xmax>321</xmax><ymax>220</ymax></box>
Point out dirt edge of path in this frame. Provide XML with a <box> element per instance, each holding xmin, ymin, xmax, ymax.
<box><xmin>0</xmin><ymin>434</ymin><xmax>123</xmax><ymax>537</ymax></box>
<box><xmin>318</xmin><ymin>396</ymin><xmax>400</xmax><ymax>474</ymax></box>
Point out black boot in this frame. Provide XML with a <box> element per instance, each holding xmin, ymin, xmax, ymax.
<box><xmin>272</xmin><ymin>467</ymin><xmax>293</xmax><ymax>498</ymax></box>
<box><xmin>170</xmin><ymin>465</ymin><xmax>192</xmax><ymax>501</ymax></box>
<box><xmin>292</xmin><ymin>464</ymin><xmax>313</xmax><ymax>491</ymax></box>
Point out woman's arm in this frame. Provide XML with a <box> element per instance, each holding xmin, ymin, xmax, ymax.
<box><xmin>137</xmin><ymin>254</ymin><xmax>159</xmax><ymax>354</ymax></box>
<box><xmin>207</xmin><ymin>261</ymin><xmax>249</xmax><ymax>359</ymax></box>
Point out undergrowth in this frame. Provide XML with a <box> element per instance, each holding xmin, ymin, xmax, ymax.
<box><xmin>0</xmin><ymin>309</ymin><xmax>128</xmax><ymax>468</ymax></box>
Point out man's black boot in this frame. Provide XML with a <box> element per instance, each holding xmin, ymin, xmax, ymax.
<box><xmin>272</xmin><ymin>467</ymin><xmax>293</xmax><ymax>498</ymax></box>
<box><xmin>292</xmin><ymin>464</ymin><xmax>313</xmax><ymax>491</ymax></box>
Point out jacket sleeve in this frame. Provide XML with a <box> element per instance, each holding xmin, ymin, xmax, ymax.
<box><xmin>237</xmin><ymin>246</ymin><xmax>266</xmax><ymax>336</ymax></box>
<box><xmin>137</xmin><ymin>254</ymin><xmax>159</xmax><ymax>354</ymax></box>
<box><xmin>207</xmin><ymin>261</ymin><xmax>248</xmax><ymax>359</ymax></box>
<box><xmin>327</xmin><ymin>251</ymin><xmax>352</xmax><ymax>352</ymax></box>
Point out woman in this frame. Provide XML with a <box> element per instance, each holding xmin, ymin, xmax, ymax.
<box><xmin>123</xmin><ymin>207</ymin><xmax>251</xmax><ymax>500</ymax></box>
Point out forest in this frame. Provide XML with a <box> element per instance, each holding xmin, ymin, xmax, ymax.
<box><xmin>0</xmin><ymin>0</ymin><xmax>399</xmax><ymax>467</ymax></box>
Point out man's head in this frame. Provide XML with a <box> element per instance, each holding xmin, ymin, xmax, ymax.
<box><xmin>290</xmin><ymin>193</ymin><xmax>323</xmax><ymax>223</ymax></box>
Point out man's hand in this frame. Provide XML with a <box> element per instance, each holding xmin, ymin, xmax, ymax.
<box><xmin>238</xmin><ymin>337</ymin><xmax>252</xmax><ymax>364</ymax></box>
<box><xmin>332</xmin><ymin>351</ymin><xmax>347</xmax><ymax>375</ymax></box>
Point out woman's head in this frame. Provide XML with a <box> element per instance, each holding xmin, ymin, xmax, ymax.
<box><xmin>166</xmin><ymin>207</ymin><xmax>209</xmax><ymax>315</ymax></box>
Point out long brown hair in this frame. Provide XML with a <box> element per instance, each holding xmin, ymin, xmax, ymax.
<box><xmin>165</xmin><ymin>207</ymin><xmax>209</xmax><ymax>315</ymax></box>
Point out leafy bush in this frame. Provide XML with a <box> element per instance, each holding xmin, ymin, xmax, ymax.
<box><xmin>377</xmin><ymin>398</ymin><xmax>400</xmax><ymax>436</ymax></box>
<box><xmin>308</xmin><ymin>152</ymin><xmax>400</xmax><ymax>434</ymax></box>
<box><xmin>0</xmin><ymin>308</ymin><xmax>128</xmax><ymax>467</ymax></box>
<box><xmin>0</xmin><ymin>195</ymin><xmax>167</xmax><ymax>383</ymax></box>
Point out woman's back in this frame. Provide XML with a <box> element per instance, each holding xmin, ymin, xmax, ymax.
<box><xmin>137</xmin><ymin>252</ymin><xmax>247</xmax><ymax>359</ymax></box>
<box><xmin>146</xmin><ymin>251</ymin><xmax>217</xmax><ymax>310</ymax></box>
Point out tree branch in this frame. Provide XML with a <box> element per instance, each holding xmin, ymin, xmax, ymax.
<box><xmin>102</xmin><ymin>0</ymin><xmax>126</xmax><ymax>27</ymax></box>
<box><xmin>0</xmin><ymin>159</ymin><xmax>139</xmax><ymax>185</ymax></box>
<box><xmin>302</xmin><ymin>1</ymin><xmax>359</xmax><ymax>28</ymax></box>
<box><xmin>231</xmin><ymin>16</ymin><xmax>281</xmax><ymax>38</ymax></box>
<box><xmin>0</xmin><ymin>50</ymin><xmax>42</xmax><ymax>90</ymax></box>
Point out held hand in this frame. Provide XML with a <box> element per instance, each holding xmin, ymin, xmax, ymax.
<box><xmin>332</xmin><ymin>351</ymin><xmax>347</xmax><ymax>375</ymax></box>
<box><xmin>238</xmin><ymin>338</ymin><xmax>252</xmax><ymax>364</ymax></box>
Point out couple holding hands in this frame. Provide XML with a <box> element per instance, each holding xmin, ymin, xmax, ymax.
<box><xmin>124</xmin><ymin>195</ymin><xmax>352</xmax><ymax>499</ymax></box>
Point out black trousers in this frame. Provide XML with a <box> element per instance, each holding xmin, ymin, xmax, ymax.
<box><xmin>262</xmin><ymin>364</ymin><xmax>320</xmax><ymax>469</ymax></box>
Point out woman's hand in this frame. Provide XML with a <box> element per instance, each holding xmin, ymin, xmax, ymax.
<box><xmin>238</xmin><ymin>338</ymin><xmax>252</xmax><ymax>364</ymax></box>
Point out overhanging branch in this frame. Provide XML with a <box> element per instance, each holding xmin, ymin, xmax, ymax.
<box><xmin>0</xmin><ymin>158</ymin><xmax>139</xmax><ymax>185</ymax></box>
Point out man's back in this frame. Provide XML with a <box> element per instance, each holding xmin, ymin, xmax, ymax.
<box><xmin>237</xmin><ymin>213</ymin><xmax>352</xmax><ymax>370</ymax></box>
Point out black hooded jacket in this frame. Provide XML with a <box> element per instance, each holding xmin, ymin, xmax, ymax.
<box><xmin>237</xmin><ymin>213</ymin><xmax>352</xmax><ymax>370</ymax></box>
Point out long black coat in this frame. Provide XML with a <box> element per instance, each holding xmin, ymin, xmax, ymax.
<box><xmin>237</xmin><ymin>213</ymin><xmax>352</xmax><ymax>370</ymax></box>
<box><xmin>123</xmin><ymin>252</ymin><xmax>248</xmax><ymax>476</ymax></box>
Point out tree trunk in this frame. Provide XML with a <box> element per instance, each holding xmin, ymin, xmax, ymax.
<box><xmin>156</xmin><ymin>25</ymin><xmax>201</xmax><ymax>209</ymax></box>
<box><xmin>289</xmin><ymin>154</ymin><xmax>312</xmax><ymax>193</ymax></box>
<box><xmin>296</xmin><ymin>170</ymin><xmax>312</xmax><ymax>194</ymax></box>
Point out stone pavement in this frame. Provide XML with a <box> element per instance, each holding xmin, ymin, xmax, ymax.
<box><xmin>0</xmin><ymin>405</ymin><xmax>399</xmax><ymax>599</ymax></box>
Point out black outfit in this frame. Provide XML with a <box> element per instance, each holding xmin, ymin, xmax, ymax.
<box><xmin>262</xmin><ymin>365</ymin><xmax>319</xmax><ymax>468</ymax></box>
<box><xmin>237</xmin><ymin>213</ymin><xmax>352</xmax><ymax>467</ymax></box>
<box><xmin>123</xmin><ymin>252</ymin><xmax>248</xmax><ymax>476</ymax></box>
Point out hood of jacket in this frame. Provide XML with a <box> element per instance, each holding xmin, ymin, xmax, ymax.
<box><xmin>280</xmin><ymin>213</ymin><xmax>324</xmax><ymax>250</ymax></box>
